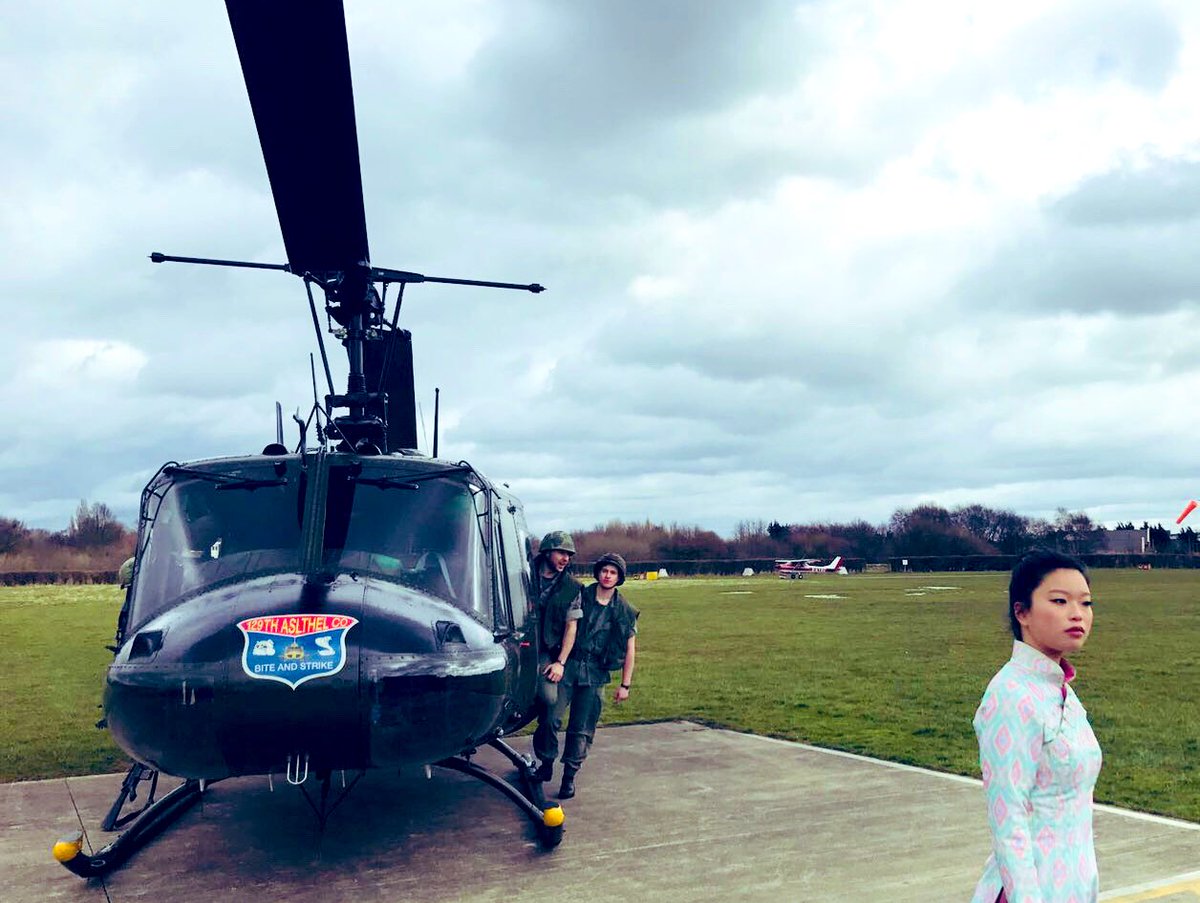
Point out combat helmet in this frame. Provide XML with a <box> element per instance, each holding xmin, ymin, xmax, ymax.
<box><xmin>118</xmin><ymin>556</ymin><xmax>135</xmax><ymax>589</ymax></box>
<box><xmin>593</xmin><ymin>552</ymin><xmax>627</xmax><ymax>586</ymax></box>
<box><xmin>539</xmin><ymin>531</ymin><xmax>576</xmax><ymax>556</ymax></box>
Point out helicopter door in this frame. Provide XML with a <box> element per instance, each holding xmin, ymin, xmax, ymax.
<box><xmin>496</xmin><ymin>502</ymin><xmax>537</xmax><ymax>716</ymax></box>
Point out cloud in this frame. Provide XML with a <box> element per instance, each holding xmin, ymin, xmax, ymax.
<box><xmin>6</xmin><ymin>0</ymin><xmax>1200</xmax><ymax>537</ymax></box>
<box><xmin>967</xmin><ymin>209</ymin><xmax>1200</xmax><ymax>315</ymax></box>
<box><xmin>997</xmin><ymin>0</ymin><xmax>1182</xmax><ymax>95</ymax></box>
<box><xmin>467</xmin><ymin>1</ymin><xmax>805</xmax><ymax>145</ymax></box>
<box><xmin>1049</xmin><ymin>157</ymin><xmax>1200</xmax><ymax>226</ymax></box>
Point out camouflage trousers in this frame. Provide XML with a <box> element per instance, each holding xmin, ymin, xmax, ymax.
<box><xmin>535</xmin><ymin>675</ymin><xmax>604</xmax><ymax>772</ymax></box>
<box><xmin>532</xmin><ymin>654</ymin><xmax>562</xmax><ymax>763</ymax></box>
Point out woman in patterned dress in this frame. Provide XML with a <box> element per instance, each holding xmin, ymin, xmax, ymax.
<box><xmin>971</xmin><ymin>549</ymin><xmax>1103</xmax><ymax>903</ymax></box>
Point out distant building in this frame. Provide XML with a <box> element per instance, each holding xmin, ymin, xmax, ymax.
<box><xmin>1103</xmin><ymin>529</ymin><xmax>1146</xmax><ymax>554</ymax></box>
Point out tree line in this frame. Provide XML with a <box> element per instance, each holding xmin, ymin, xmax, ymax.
<box><xmin>571</xmin><ymin>504</ymin><xmax>1195</xmax><ymax>564</ymax></box>
<box><xmin>0</xmin><ymin>501</ymin><xmax>135</xmax><ymax>572</ymax></box>
<box><xmin>3</xmin><ymin>499</ymin><xmax>1192</xmax><ymax>574</ymax></box>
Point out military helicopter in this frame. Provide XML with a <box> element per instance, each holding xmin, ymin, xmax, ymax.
<box><xmin>53</xmin><ymin>0</ymin><xmax>563</xmax><ymax>877</ymax></box>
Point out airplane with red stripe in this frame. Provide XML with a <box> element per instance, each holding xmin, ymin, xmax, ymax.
<box><xmin>774</xmin><ymin>556</ymin><xmax>846</xmax><ymax>578</ymax></box>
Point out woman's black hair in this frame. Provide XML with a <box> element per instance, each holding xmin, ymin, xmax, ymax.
<box><xmin>1008</xmin><ymin>548</ymin><xmax>1090</xmax><ymax>640</ymax></box>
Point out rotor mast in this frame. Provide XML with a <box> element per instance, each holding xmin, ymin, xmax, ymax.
<box><xmin>148</xmin><ymin>0</ymin><xmax>544</xmax><ymax>454</ymax></box>
<box><xmin>151</xmin><ymin>251</ymin><xmax>542</xmax><ymax>453</ymax></box>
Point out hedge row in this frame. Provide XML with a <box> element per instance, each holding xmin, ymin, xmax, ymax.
<box><xmin>888</xmin><ymin>553</ymin><xmax>1200</xmax><ymax>572</ymax></box>
<box><xmin>12</xmin><ymin>553</ymin><xmax>1186</xmax><ymax>585</ymax></box>
<box><xmin>0</xmin><ymin>570</ymin><xmax>120</xmax><ymax>586</ymax></box>
<box><xmin>607</xmin><ymin>558</ymin><xmax>867</xmax><ymax>577</ymax></box>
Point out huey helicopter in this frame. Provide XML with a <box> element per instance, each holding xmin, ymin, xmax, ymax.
<box><xmin>53</xmin><ymin>0</ymin><xmax>565</xmax><ymax>877</ymax></box>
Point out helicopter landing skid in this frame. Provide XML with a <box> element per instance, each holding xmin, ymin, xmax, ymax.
<box><xmin>52</xmin><ymin>739</ymin><xmax>563</xmax><ymax>877</ymax></box>
<box><xmin>435</xmin><ymin>738</ymin><xmax>565</xmax><ymax>849</ymax></box>
<box><xmin>52</xmin><ymin>765</ymin><xmax>206</xmax><ymax>878</ymax></box>
<box><xmin>101</xmin><ymin>761</ymin><xmax>159</xmax><ymax>831</ymax></box>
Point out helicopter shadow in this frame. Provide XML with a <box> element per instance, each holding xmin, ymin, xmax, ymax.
<box><xmin>85</xmin><ymin>745</ymin><xmax>557</xmax><ymax>900</ymax></box>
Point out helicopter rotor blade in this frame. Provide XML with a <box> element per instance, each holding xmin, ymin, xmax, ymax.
<box><xmin>225</xmin><ymin>0</ymin><xmax>370</xmax><ymax>277</ymax></box>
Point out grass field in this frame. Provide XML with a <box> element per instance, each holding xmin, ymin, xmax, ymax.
<box><xmin>2</xmin><ymin>571</ymin><xmax>1198</xmax><ymax>821</ymax></box>
<box><xmin>0</xmin><ymin>585</ymin><xmax>130</xmax><ymax>781</ymax></box>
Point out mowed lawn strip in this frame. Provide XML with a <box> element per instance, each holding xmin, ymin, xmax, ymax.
<box><xmin>0</xmin><ymin>585</ymin><xmax>129</xmax><ymax>781</ymax></box>
<box><xmin>605</xmin><ymin>570</ymin><xmax>1200</xmax><ymax>823</ymax></box>
<box><xmin>2</xmin><ymin>571</ymin><xmax>1197</xmax><ymax>823</ymax></box>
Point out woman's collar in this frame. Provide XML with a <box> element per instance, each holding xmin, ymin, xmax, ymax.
<box><xmin>1010</xmin><ymin>640</ymin><xmax>1076</xmax><ymax>684</ymax></box>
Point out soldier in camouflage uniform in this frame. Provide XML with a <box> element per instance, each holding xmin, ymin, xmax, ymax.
<box><xmin>116</xmin><ymin>556</ymin><xmax>136</xmax><ymax>643</ymax></box>
<box><xmin>549</xmin><ymin>551</ymin><xmax>638</xmax><ymax>800</ymax></box>
<box><xmin>530</xmin><ymin>531</ymin><xmax>583</xmax><ymax>784</ymax></box>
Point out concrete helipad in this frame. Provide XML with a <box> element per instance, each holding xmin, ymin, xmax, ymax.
<box><xmin>3</xmin><ymin>721</ymin><xmax>1198</xmax><ymax>901</ymax></box>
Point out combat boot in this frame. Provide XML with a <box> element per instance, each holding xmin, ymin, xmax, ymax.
<box><xmin>533</xmin><ymin>759</ymin><xmax>554</xmax><ymax>783</ymax></box>
<box><xmin>558</xmin><ymin>768</ymin><xmax>577</xmax><ymax>800</ymax></box>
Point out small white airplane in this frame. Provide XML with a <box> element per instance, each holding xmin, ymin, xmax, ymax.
<box><xmin>774</xmin><ymin>556</ymin><xmax>847</xmax><ymax>579</ymax></box>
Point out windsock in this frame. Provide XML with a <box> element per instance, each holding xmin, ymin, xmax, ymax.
<box><xmin>1177</xmin><ymin>500</ymin><xmax>1198</xmax><ymax>524</ymax></box>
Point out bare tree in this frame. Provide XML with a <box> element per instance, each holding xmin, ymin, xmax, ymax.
<box><xmin>64</xmin><ymin>500</ymin><xmax>127</xmax><ymax>548</ymax></box>
<box><xmin>950</xmin><ymin>504</ymin><xmax>1032</xmax><ymax>554</ymax></box>
<box><xmin>890</xmin><ymin>504</ymin><xmax>993</xmax><ymax>556</ymax></box>
<box><xmin>0</xmin><ymin>517</ymin><xmax>28</xmax><ymax>555</ymax></box>
<box><xmin>1045</xmin><ymin>508</ymin><xmax>1103</xmax><ymax>555</ymax></box>
<box><xmin>731</xmin><ymin>519</ymin><xmax>784</xmax><ymax>557</ymax></box>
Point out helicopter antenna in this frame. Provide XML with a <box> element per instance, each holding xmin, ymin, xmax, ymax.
<box><xmin>309</xmin><ymin>355</ymin><xmax>325</xmax><ymax>447</ymax></box>
<box><xmin>433</xmin><ymin>388</ymin><xmax>440</xmax><ymax>459</ymax></box>
<box><xmin>372</xmin><ymin>282</ymin><xmax>407</xmax><ymax>449</ymax></box>
<box><xmin>377</xmin><ymin>283</ymin><xmax>405</xmax><ymax>395</ymax></box>
<box><xmin>304</xmin><ymin>279</ymin><xmax>336</xmax><ymax>400</ymax></box>
<box><xmin>275</xmin><ymin>402</ymin><xmax>284</xmax><ymax>445</ymax></box>
<box><xmin>292</xmin><ymin>409</ymin><xmax>308</xmax><ymax>461</ymax></box>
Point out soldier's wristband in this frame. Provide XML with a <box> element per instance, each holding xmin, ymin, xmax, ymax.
<box><xmin>555</xmin><ymin>660</ymin><xmax>565</xmax><ymax>666</ymax></box>
<box><xmin>620</xmin><ymin>683</ymin><xmax>631</xmax><ymax>690</ymax></box>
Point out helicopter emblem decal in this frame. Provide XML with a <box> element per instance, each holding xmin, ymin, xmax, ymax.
<box><xmin>237</xmin><ymin>614</ymin><xmax>359</xmax><ymax>689</ymax></box>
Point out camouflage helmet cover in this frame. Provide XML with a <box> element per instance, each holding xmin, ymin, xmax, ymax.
<box><xmin>593</xmin><ymin>552</ymin><xmax>627</xmax><ymax>586</ymax></box>
<box><xmin>538</xmin><ymin>531</ymin><xmax>576</xmax><ymax>555</ymax></box>
<box><xmin>118</xmin><ymin>556</ymin><xmax>135</xmax><ymax>588</ymax></box>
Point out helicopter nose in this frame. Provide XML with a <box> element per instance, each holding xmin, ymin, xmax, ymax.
<box><xmin>105</xmin><ymin>575</ymin><xmax>515</xmax><ymax>780</ymax></box>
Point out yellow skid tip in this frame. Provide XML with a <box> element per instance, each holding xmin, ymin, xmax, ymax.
<box><xmin>52</xmin><ymin>833</ymin><xmax>83</xmax><ymax>863</ymax></box>
<box><xmin>542</xmin><ymin>805</ymin><xmax>565</xmax><ymax>828</ymax></box>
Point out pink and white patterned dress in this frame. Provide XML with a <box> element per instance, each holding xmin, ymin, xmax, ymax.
<box><xmin>971</xmin><ymin>640</ymin><xmax>1103</xmax><ymax>903</ymax></box>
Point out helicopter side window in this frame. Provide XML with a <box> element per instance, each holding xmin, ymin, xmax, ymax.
<box><xmin>324</xmin><ymin>468</ymin><xmax>491</xmax><ymax>626</ymax></box>
<box><xmin>496</xmin><ymin>507</ymin><xmax>531</xmax><ymax>631</ymax></box>
<box><xmin>130</xmin><ymin>473</ymin><xmax>304</xmax><ymax>630</ymax></box>
<box><xmin>491</xmin><ymin>507</ymin><xmax>511</xmax><ymax>633</ymax></box>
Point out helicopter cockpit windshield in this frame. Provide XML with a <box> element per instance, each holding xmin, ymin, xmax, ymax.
<box><xmin>131</xmin><ymin>467</ymin><xmax>305</xmax><ymax>629</ymax></box>
<box><xmin>323</xmin><ymin>466</ymin><xmax>489</xmax><ymax>624</ymax></box>
<box><xmin>128</xmin><ymin>461</ymin><xmax>492</xmax><ymax>632</ymax></box>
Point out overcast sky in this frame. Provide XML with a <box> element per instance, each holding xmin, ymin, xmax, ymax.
<box><xmin>6</xmin><ymin>0</ymin><xmax>1200</xmax><ymax>537</ymax></box>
